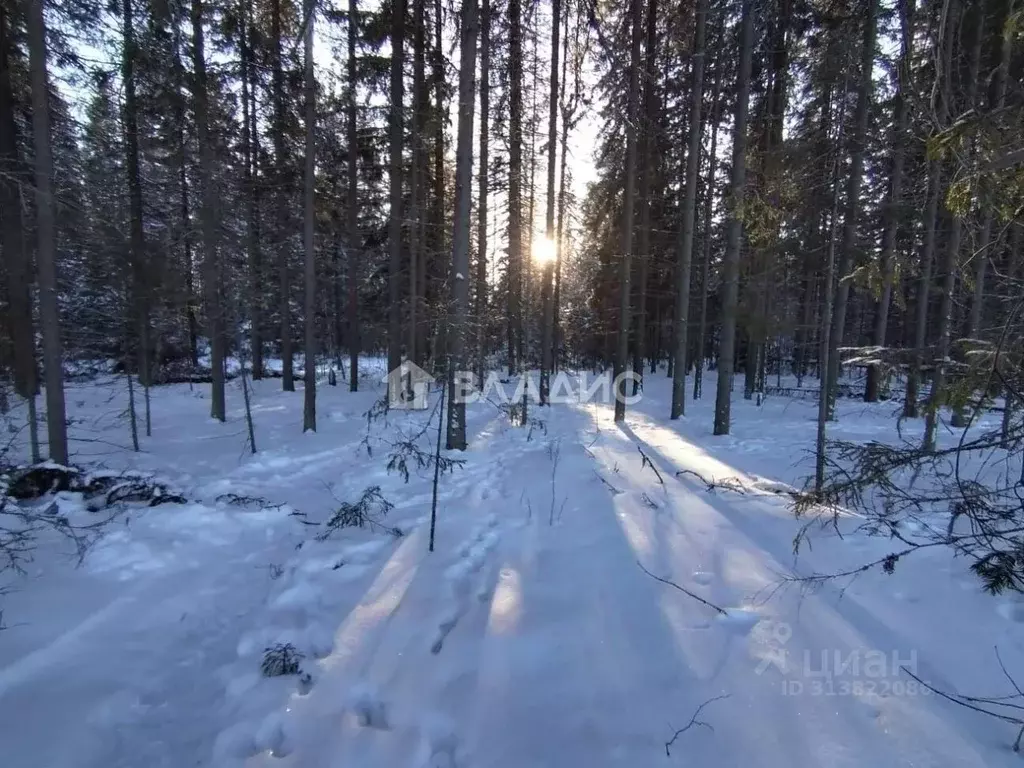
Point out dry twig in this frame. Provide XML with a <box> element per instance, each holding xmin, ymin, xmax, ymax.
<box><xmin>665</xmin><ymin>694</ymin><xmax>731</xmax><ymax>756</ymax></box>
<box><xmin>637</xmin><ymin>560</ymin><xmax>729</xmax><ymax>616</ymax></box>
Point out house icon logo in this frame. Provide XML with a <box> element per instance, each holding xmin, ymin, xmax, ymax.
<box><xmin>383</xmin><ymin>359</ymin><xmax>435</xmax><ymax>410</ymax></box>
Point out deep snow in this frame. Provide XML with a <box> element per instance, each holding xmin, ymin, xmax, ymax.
<box><xmin>1</xmin><ymin>362</ymin><xmax>1023</xmax><ymax>767</ymax></box>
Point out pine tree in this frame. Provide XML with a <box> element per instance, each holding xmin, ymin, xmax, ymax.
<box><xmin>712</xmin><ymin>0</ymin><xmax>754</xmax><ymax>437</ymax></box>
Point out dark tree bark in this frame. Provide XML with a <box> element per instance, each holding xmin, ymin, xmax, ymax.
<box><xmin>240</xmin><ymin>1</ymin><xmax>264</xmax><ymax>380</ymax></box>
<box><xmin>475</xmin><ymin>0</ymin><xmax>490</xmax><ymax>386</ymax></box>
<box><xmin>693</xmin><ymin>52</ymin><xmax>723</xmax><ymax>402</ymax></box>
<box><xmin>302</xmin><ymin>0</ymin><xmax>316</xmax><ymax>432</ymax></box>
<box><xmin>824</xmin><ymin>0</ymin><xmax>877</xmax><ymax>420</ymax></box>
<box><xmin>865</xmin><ymin>0</ymin><xmax>913</xmax><ymax>402</ymax></box>
<box><xmin>539</xmin><ymin>0</ymin><xmax>561</xmax><ymax>405</ymax></box>
<box><xmin>671</xmin><ymin>0</ymin><xmax>708</xmax><ymax>419</ymax></box>
<box><xmin>388</xmin><ymin>0</ymin><xmax>406</xmax><ymax>378</ymax></box>
<box><xmin>632</xmin><ymin>0</ymin><xmax>658</xmax><ymax>397</ymax></box>
<box><xmin>191</xmin><ymin>0</ymin><xmax>225</xmax><ymax>421</ymax></box>
<box><xmin>905</xmin><ymin>161</ymin><xmax>941</xmax><ymax>418</ymax></box>
<box><xmin>713</xmin><ymin>0</ymin><xmax>754</xmax><ymax>436</ymax></box>
<box><xmin>926</xmin><ymin>0</ymin><xmax>981</xmax><ymax>442</ymax></box>
<box><xmin>172</xmin><ymin>22</ymin><xmax>198</xmax><ymax>369</ymax></box>
<box><xmin>347</xmin><ymin>0</ymin><xmax>360</xmax><ymax>390</ymax></box>
<box><xmin>967</xmin><ymin>0</ymin><xmax>1011</xmax><ymax>338</ymax></box>
<box><xmin>122</xmin><ymin>0</ymin><xmax>152</xmax><ymax>438</ymax></box>
<box><xmin>554</xmin><ymin>2</ymin><xmax>578</xmax><ymax>374</ymax></box>
<box><xmin>612</xmin><ymin>0</ymin><xmax>643</xmax><ymax>423</ymax></box>
<box><xmin>429</xmin><ymin>0</ymin><xmax>445</xmax><ymax>366</ymax></box>
<box><xmin>27</xmin><ymin>0</ymin><xmax>68</xmax><ymax>463</ymax></box>
<box><xmin>507</xmin><ymin>0</ymin><xmax>523</xmax><ymax>377</ymax></box>
<box><xmin>446</xmin><ymin>0</ymin><xmax>478</xmax><ymax>451</ymax></box>
<box><xmin>815</xmin><ymin>65</ymin><xmax>852</xmax><ymax>493</ymax></box>
<box><xmin>271</xmin><ymin>0</ymin><xmax>294</xmax><ymax>391</ymax></box>
<box><xmin>410</xmin><ymin>0</ymin><xmax>425</xmax><ymax>366</ymax></box>
<box><xmin>1</xmin><ymin>3</ymin><xmax>40</xmax><ymax>459</ymax></box>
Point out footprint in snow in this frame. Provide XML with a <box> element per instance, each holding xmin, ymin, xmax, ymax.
<box><xmin>254</xmin><ymin>712</ymin><xmax>293</xmax><ymax>757</ymax></box>
<box><xmin>416</xmin><ymin>718</ymin><xmax>461</xmax><ymax>768</ymax></box>
<box><xmin>212</xmin><ymin>722</ymin><xmax>260</xmax><ymax>762</ymax></box>
<box><xmin>350</xmin><ymin>685</ymin><xmax>391</xmax><ymax>730</ymax></box>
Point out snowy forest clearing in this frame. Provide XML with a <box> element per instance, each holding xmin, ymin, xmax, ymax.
<box><xmin>1</xmin><ymin>367</ymin><xmax>1022</xmax><ymax>767</ymax></box>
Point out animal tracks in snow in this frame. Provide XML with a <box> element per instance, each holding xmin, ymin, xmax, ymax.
<box><xmin>211</xmin><ymin>529</ymin><xmax>401</xmax><ymax>765</ymax></box>
<box><xmin>432</xmin><ymin>514</ymin><xmax>502</xmax><ymax>655</ymax></box>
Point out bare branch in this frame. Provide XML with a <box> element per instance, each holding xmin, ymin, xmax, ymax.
<box><xmin>637</xmin><ymin>559</ymin><xmax>729</xmax><ymax>616</ymax></box>
<box><xmin>665</xmin><ymin>694</ymin><xmax>731</xmax><ymax>756</ymax></box>
<box><xmin>636</xmin><ymin>445</ymin><xmax>664</xmax><ymax>485</ymax></box>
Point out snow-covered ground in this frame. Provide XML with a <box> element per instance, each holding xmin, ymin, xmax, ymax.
<box><xmin>2</xmin><ymin>363</ymin><xmax>1023</xmax><ymax>767</ymax></box>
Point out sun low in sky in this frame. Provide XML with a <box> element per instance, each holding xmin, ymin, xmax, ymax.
<box><xmin>533</xmin><ymin>235</ymin><xmax>557</xmax><ymax>264</ymax></box>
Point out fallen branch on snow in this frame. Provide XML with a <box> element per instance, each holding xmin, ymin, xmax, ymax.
<box><xmin>675</xmin><ymin>468</ymin><xmax>748</xmax><ymax>494</ymax></box>
<box><xmin>901</xmin><ymin>648</ymin><xmax>1024</xmax><ymax>752</ymax></box>
<box><xmin>593</xmin><ymin>470</ymin><xmax>622</xmax><ymax>496</ymax></box>
<box><xmin>637</xmin><ymin>560</ymin><xmax>729</xmax><ymax>616</ymax></box>
<box><xmin>665</xmin><ymin>694</ymin><xmax>731</xmax><ymax>756</ymax></box>
<box><xmin>636</xmin><ymin>445</ymin><xmax>665</xmax><ymax>485</ymax></box>
<box><xmin>675</xmin><ymin>467</ymin><xmax>808</xmax><ymax>504</ymax></box>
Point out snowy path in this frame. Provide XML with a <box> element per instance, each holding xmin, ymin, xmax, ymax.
<box><xmin>241</xmin><ymin>395</ymin><xmax>1018</xmax><ymax>767</ymax></box>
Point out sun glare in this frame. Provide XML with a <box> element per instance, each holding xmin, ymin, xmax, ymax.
<box><xmin>533</xmin><ymin>235</ymin><xmax>557</xmax><ymax>264</ymax></box>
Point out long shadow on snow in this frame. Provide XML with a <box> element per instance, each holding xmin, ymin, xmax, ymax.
<box><xmin>613</xmin><ymin>420</ymin><xmax>1003</xmax><ymax>763</ymax></box>
<box><xmin>464</xmin><ymin>408</ymin><xmax>711</xmax><ymax>765</ymax></box>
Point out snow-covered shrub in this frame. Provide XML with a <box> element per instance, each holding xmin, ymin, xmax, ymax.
<box><xmin>260</xmin><ymin>643</ymin><xmax>304</xmax><ymax>677</ymax></box>
<box><xmin>797</xmin><ymin>415</ymin><xmax>1024</xmax><ymax>593</ymax></box>
<box><xmin>317</xmin><ymin>486</ymin><xmax>402</xmax><ymax>539</ymax></box>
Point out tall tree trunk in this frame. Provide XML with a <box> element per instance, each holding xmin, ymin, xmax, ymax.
<box><xmin>632</xmin><ymin>0</ymin><xmax>658</xmax><ymax>395</ymax></box>
<box><xmin>752</xmin><ymin>0</ymin><xmax>790</xmax><ymax>399</ymax></box>
<box><xmin>26</xmin><ymin>0</ymin><xmax>68</xmax><ymax>463</ymax></box>
<box><xmin>824</xmin><ymin>0</ymin><xmax>877</xmax><ymax>420</ymax></box>
<box><xmin>539</xmin><ymin>0</ymin><xmax>560</xmax><ymax>405</ymax></box>
<box><xmin>446</xmin><ymin>0</ymin><xmax>479</xmax><ymax>451</ymax></box>
<box><xmin>122</xmin><ymin>0</ymin><xmax>152</xmax><ymax>438</ymax></box>
<box><xmin>174</xmin><ymin>26</ymin><xmax>198</xmax><ymax>370</ymax></box>
<box><xmin>612</xmin><ymin>0</ymin><xmax>643</xmax><ymax>423</ymax></box>
<box><xmin>414</xmin><ymin>6</ymin><xmax>429</xmax><ymax>367</ymax></box>
<box><xmin>865</xmin><ymin>0</ymin><xmax>913</xmax><ymax>402</ymax></box>
<box><xmin>271</xmin><ymin>0</ymin><xmax>294</xmax><ymax>391</ymax></box>
<box><xmin>508</xmin><ymin>0</ymin><xmax>523</xmax><ymax>378</ymax></box>
<box><xmin>347</xmin><ymin>0</ymin><xmax>360</xmax><ymax>391</ymax></box>
<box><xmin>240</xmin><ymin>2</ymin><xmax>264</xmax><ymax>380</ymax></box>
<box><xmin>925</xmin><ymin>0</ymin><xmax>978</xmax><ymax>444</ymax></box>
<box><xmin>1</xmin><ymin>3</ymin><xmax>40</xmax><ymax>460</ymax></box>
<box><xmin>815</xmin><ymin>66</ymin><xmax>852</xmax><ymax>493</ymax></box>
<box><xmin>693</xmin><ymin>53</ymin><xmax>722</xmax><ymax>402</ymax></box>
<box><xmin>475</xmin><ymin>0</ymin><xmax>490</xmax><ymax>386</ymax></box>
<box><xmin>905</xmin><ymin>160</ymin><xmax>941</xmax><ymax>418</ymax></box>
<box><xmin>968</xmin><ymin>0</ymin><xmax>1012</xmax><ymax>338</ymax></box>
<box><xmin>191</xmin><ymin>0</ymin><xmax>225</xmax><ymax>421</ymax></box>
<box><xmin>712</xmin><ymin>0</ymin><xmax>754</xmax><ymax>436</ymax></box>
<box><xmin>554</xmin><ymin>3</ymin><xmax>575</xmax><ymax>375</ymax></box>
<box><xmin>430</xmin><ymin>0</ymin><xmax>445</xmax><ymax>367</ymax></box>
<box><xmin>388</xmin><ymin>0</ymin><xmax>406</xmax><ymax>378</ymax></box>
<box><xmin>671</xmin><ymin>0</ymin><xmax>707</xmax><ymax>419</ymax></box>
<box><xmin>410</xmin><ymin>0</ymin><xmax>425</xmax><ymax>366</ymax></box>
<box><xmin>302</xmin><ymin>0</ymin><xmax>317</xmax><ymax>431</ymax></box>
